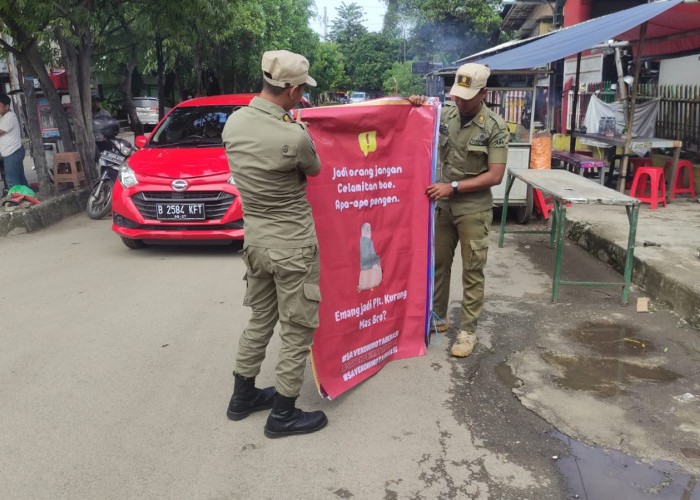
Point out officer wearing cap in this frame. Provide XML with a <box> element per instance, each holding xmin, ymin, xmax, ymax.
<box><xmin>410</xmin><ymin>63</ymin><xmax>509</xmax><ymax>358</ymax></box>
<box><xmin>222</xmin><ymin>50</ymin><xmax>327</xmax><ymax>438</ymax></box>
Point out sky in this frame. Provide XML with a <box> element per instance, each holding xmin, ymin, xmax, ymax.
<box><xmin>310</xmin><ymin>0</ymin><xmax>388</xmax><ymax>38</ymax></box>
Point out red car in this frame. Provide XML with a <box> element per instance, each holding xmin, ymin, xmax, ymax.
<box><xmin>111</xmin><ymin>94</ymin><xmax>257</xmax><ymax>249</ymax></box>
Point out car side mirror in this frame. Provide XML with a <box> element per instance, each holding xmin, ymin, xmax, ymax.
<box><xmin>135</xmin><ymin>135</ymin><xmax>148</xmax><ymax>148</ymax></box>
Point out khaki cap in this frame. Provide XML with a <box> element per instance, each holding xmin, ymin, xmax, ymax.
<box><xmin>449</xmin><ymin>63</ymin><xmax>490</xmax><ymax>100</ymax></box>
<box><xmin>262</xmin><ymin>50</ymin><xmax>317</xmax><ymax>88</ymax></box>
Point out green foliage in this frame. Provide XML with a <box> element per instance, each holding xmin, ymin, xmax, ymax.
<box><xmin>327</xmin><ymin>4</ymin><xmax>401</xmax><ymax>93</ymax></box>
<box><xmin>382</xmin><ymin>61</ymin><xmax>424</xmax><ymax>96</ymax></box>
<box><xmin>1</xmin><ymin>0</ymin><xmax>506</xmax><ymax>104</ymax></box>
<box><xmin>312</xmin><ymin>43</ymin><xmax>350</xmax><ymax>93</ymax></box>
<box><xmin>392</xmin><ymin>0</ymin><xmax>503</xmax><ymax>63</ymax></box>
<box><xmin>0</xmin><ymin>1</ymin><xmax>60</xmax><ymax>63</ymax></box>
<box><xmin>344</xmin><ymin>32</ymin><xmax>400</xmax><ymax>91</ymax></box>
<box><xmin>328</xmin><ymin>2</ymin><xmax>368</xmax><ymax>45</ymax></box>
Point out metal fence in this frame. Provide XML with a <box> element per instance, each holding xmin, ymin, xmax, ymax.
<box><xmin>638</xmin><ymin>84</ymin><xmax>700</xmax><ymax>151</ymax></box>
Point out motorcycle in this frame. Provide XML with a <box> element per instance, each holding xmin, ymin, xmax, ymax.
<box><xmin>86</xmin><ymin>117</ymin><xmax>134</xmax><ymax>220</ymax></box>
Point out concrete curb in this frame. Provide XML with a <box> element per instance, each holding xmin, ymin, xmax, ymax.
<box><xmin>0</xmin><ymin>188</ymin><xmax>89</xmax><ymax>237</ymax></box>
<box><xmin>566</xmin><ymin>219</ymin><xmax>700</xmax><ymax>329</ymax></box>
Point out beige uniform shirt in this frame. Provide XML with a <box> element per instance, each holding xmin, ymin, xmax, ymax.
<box><xmin>222</xmin><ymin>97</ymin><xmax>321</xmax><ymax>248</ymax></box>
<box><xmin>438</xmin><ymin>101</ymin><xmax>509</xmax><ymax>215</ymax></box>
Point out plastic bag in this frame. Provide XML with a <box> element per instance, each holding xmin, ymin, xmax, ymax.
<box><xmin>7</xmin><ymin>185</ymin><xmax>36</xmax><ymax>197</ymax></box>
<box><xmin>530</xmin><ymin>130</ymin><xmax>552</xmax><ymax>169</ymax></box>
<box><xmin>93</xmin><ymin>115</ymin><xmax>120</xmax><ymax>140</ymax></box>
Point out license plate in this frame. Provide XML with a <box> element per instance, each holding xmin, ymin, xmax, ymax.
<box><xmin>101</xmin><ymin>151</ymin><xmax>124</xmax><ymax>164</ymax></box>
<box><xmin>156</xmin><ymin>203</ymin><xmax>205</xmax><ymax>220</ymax></box>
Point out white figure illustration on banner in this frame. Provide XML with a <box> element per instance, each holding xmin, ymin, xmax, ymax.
<box><xmin>358</xmin><ymin>222</ymin><xmax>382</xmax><ymax>290</ymax></box>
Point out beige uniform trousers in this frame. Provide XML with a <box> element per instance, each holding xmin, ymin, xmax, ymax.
<box><xmin>432</xmin><ymin>207</ymin><xmax>492</xmax><ymax>333</ymax></box>
<box><xmin>235</xmin><ymin>244</ymin><xmax>321</xmax><ymax>397</ymax></box>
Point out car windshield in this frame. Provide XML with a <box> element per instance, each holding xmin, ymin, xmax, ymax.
<box><xmin>148</xmin><ymin>105</ymin><xmax>243</xmax><ymax>147</ymax></box>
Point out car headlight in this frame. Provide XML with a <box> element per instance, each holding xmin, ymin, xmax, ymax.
<box><xmin>227</xmin><ymin>174</ymin><xmax>236</xmax><ymax>185</ymax></box>
<box><xmin>119</xmin><ymin>166</ymin><xmax>139</xmax><ymax>188</ymax></box>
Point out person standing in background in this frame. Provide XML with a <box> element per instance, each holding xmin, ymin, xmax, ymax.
<box><xmin>0</xmin><ymin>94</ymin><xmax>28</xmax><ymax>189</ymax></box>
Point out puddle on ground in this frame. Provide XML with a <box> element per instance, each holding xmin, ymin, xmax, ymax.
<box><xmin>494</xmin><ymin>361</ymin><xmax>521</xmax><ymax>389</ymax></box>
<box><xmin>569</xmin><ymin>321</ymin><xmax>656</xmax><ymax>355</ymax></box>
<box><xmin>553</xmin><ymin>432</ymin><xmax>699</xmax><ymax>500</ymax></box>
<box><xmin>544</xmin><ymin>353</ymin><xmax>680</xmax><ymax>397</ymax></box>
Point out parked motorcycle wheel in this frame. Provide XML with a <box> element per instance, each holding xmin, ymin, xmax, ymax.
<box><xmin>86</xmin><ymin>181</ymin><xmax>113</xmax><ymax>220</ymax></box>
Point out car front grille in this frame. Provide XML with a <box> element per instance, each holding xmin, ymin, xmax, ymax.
<box><xmin>131</xmin><ymin>191</ymin><xmax>236</xmax><ymax>220</ymax></box>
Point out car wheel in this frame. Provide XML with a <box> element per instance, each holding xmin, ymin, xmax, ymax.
<box><xmin>121</xmin><ymin>236</ymin><xmax>146</xmax><ymax>249</ymax></box>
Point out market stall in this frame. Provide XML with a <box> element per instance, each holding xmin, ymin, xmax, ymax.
<box><xmin>488</xmin><ymin>82</ymin><xmax>539</xmax><ymax>223</ymax></box>
<box><xmin>452</xmin><ymin>0</ymin><xmax>700</xmax><ymax>202</ymax></box>
<box><xmin>429</xmin><ymin>67</ymin><xmax>549</xmax><ymax>223</ymax></box>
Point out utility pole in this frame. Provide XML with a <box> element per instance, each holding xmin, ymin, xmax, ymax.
<box><xmin>548</xmin><ymin>0</ymin><xmax>566</xmax><ymax>132</ymax></box>
<box><xmin>323</xmin><ymin>7</ymin><xmax>328</xmax><ymax>41</ymax></box>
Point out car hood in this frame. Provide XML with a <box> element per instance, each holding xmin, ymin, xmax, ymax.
<box><xmin>127</xmin><ymin>147</ymin><xmax>228</xmax><ymax>179</ymax></box>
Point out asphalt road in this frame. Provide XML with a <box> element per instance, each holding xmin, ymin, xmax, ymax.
<box><xmin>1</xmin><ymin>213</ymin><xmax>699</xmax><ymax>499</ymax></box>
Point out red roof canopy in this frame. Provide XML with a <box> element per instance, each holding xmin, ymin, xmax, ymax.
<box><xmin>616</xmin><ymin>3</ymin><xmax>700</xmax><ymax>57</ymax></box>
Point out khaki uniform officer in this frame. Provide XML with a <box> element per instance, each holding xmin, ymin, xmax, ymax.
<box><xmin>222</xmin><ymin>50</ymin><xmax>327</xmax><ymax>438</ymax></box>
<box><xmin>410</xmin><ymin>63</ymin><xmax>509</xmax><ymax>357</ymax></box>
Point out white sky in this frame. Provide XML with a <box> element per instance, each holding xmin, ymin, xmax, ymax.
<box><xmin>311</xmin><ymin>0</ymin><xmax>388</xmax><ymax>38</ymax></box>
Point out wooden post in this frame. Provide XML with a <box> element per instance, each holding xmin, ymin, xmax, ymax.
<box><xmin>569</xmin><ymin>52</ymin><xmax>582</xmax><ymax>154</ymax></box>
<box><xmin>614</xmin><ymin>47</ymin><xmax>629</xmax><ymax>124</ymax></box>
<box><xmin>618</xmin><ymin>23</ymin><xmax>647</xmax><ymax>193</ymax></box>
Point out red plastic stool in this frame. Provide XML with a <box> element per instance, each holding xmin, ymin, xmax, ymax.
<box><xmin>625</xmin><ymin>158</ymin><xmax>653</xmax><ymax>189</ymax></box>
<box><xmin>533</xmin><ymin>189</ymin><xmax>571</xmax><ymax>220</ymax></box>
<box><xmin>664</xmin><ymin>160</ymin><xmax>696</xmax><ymax>199</ymax></box>
<box><xmin>630</xmin><ymin>158</ymin><xmax>652</xmax><ymax>169</ymax></box>
<box><xmin>533</xmin><ymin>189</ymin><xmax>554</xmax><ymax>219</ymax></box>
<box><xmin>629</xmin><ymin>166</ymin><xmax>667</xmax><ymax>210</ymax></box>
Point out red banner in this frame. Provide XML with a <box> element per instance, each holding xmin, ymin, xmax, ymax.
<box><xmin>300</xmin><ymin>99</ymin><xmax>438</xmax><ymax>399</ymax></box>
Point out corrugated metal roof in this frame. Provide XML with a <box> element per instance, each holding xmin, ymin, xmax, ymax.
<box><xmin>456</xmin><ymin>0</ymin><xmax>686</xmax><ymax>70</ymax></box>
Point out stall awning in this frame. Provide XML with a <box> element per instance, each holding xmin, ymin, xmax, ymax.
<box><xmin>616</xmin><ymin>2</ymin><xmax>700</xmax><ymax>57</ymax></box>
<box><xmin>456</xmin><ymin>0</ymin><xmax>685</xmax><ymax>70</ymax></box>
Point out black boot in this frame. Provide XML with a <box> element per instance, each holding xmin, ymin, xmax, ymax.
<box><xmin>264</xmin><ymin>393</ymin><xmax>328</xmax><ymax>438</ymax></box>
<box><xmin>227</xmin><ymin>373</ymin><xmax>275</xmax><ymax>421</ymax></box>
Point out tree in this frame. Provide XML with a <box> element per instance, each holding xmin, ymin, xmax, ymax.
<box><xmin>328</xmin><ymin>2</ymin><xmax>368</xmax><ymax>46</ymax></box>
<box><xmin>53</xmin><ymin>2</ymin><xmax>99</xmax><ymax>181</ymax></box>
<box><xmin>1</xmin><ymin>0</ymin><xmax>324</xmax><ymax>195</ymax></box>
<box><xmin>345</xmin><ymin>32</ymin><xmax>400</xmax><ymax>91</ymax></box>
<box><xmin>311</xmin><ymin>42</ymin><xmax>350</xmax><ymax>99</ymax></box>
<box><xmin>0</xmin><ymin>1</ymin><xmax>75</xmax><ymax>193</ymax></box>
<box><xmin>161</xmin><ymin>0</ymin><xmax>317</xmax><ymax>95</ymax></box>
<box><xmin>391</xmin><ymin>0</ymin><xmax>504</xmax><ymax>63</ymax></box>
<box><xmin>382</xmin><ymin>61</ymin><xmax>424</xmax><ymax>96</ymax></box>
<box><xmin>327</xmin><ymin>3</ymin><xmax>400</xmax><ymax>94</ymax></box>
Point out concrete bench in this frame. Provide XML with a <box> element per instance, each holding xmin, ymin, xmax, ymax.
<box><xmin>551</xmin><ymin>151</ymin><xmax>607</xmax><ymax>184</ymax></box>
